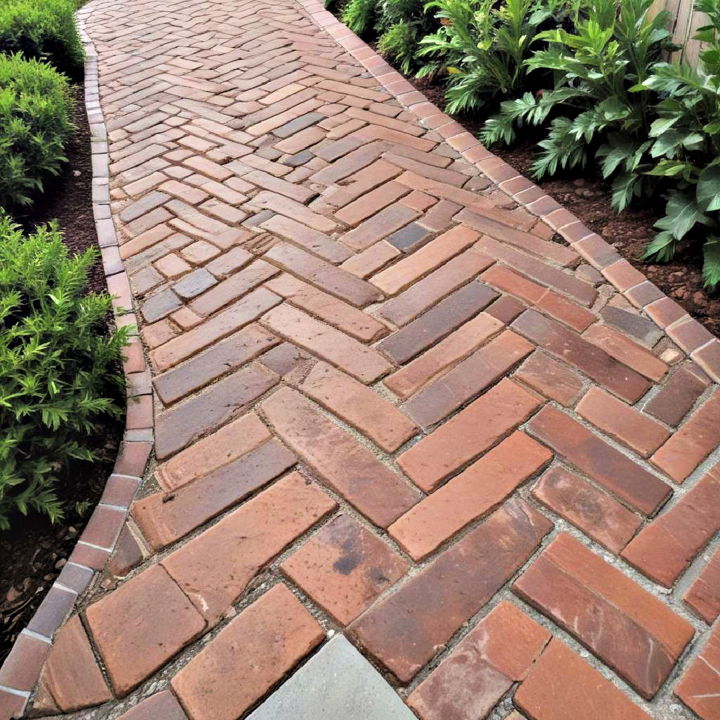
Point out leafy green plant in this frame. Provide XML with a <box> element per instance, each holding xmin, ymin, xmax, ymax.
<box><xmin>482</xmin><ymin>0</ymin><xmax>673</xmax><ymax>209</ymax></box>
<box><xmin>339</xmin><ymin>0</ymin><xmax>435</xmax><ymax>73</ymax></box>
<box><xmin>0</xmin><ymin>216</ymin><xmax>129</xmax><ymax>530</ymax></box>
<box><xmin>416</xmin><ymin>0</ymin><xmax>574</xmax><ymax>114</ymax></box>
<box><xmin>637</xmin><ymin>0</ymin><xmax>720</xmax><ymax>287</ymax></box>
<box><xmin>341</xmin><ymin>0</ymin><xmax>377</xmax><ymax>35</ymax></box>
<box><xmin>0</xmin><ymin>54</ymin><xmax>74</xmax><ymax>208</ymax></box>
<box><xmin>0</xmin><ymin>0</ymin><xmax>84</xmax><ymax>77</ymax></box>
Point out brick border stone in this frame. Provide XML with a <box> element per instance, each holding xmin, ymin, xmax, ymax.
<box><xmin>295</xmin><ymin>0</ymin><xmax>720</xmax><ymax>384</ymax></box>
<box><xmin>0</xmin><ymin>17</ymin><xmax>154</xmax><ymax>717</ymax></box>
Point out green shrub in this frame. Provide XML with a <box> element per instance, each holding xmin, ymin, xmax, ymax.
<box><xmin>482</xmin><ymin>0</ymin><xmax>673</xmax><ymax>209</ymax></box>
<box><xmin>0</xmin><ymin>0</ymin><xmax>84</xmax><ymax>77</ymax></box>
<box><xmin>0</xmin><ymin>216</ymin><xmax>129</xmax><ymax>530</ymax></box>
<box><xmin>639</xmin><ymin>0</ymin><xmax>720</xmax><ymax>287</ymax></box>
<box><xmin>417</xmin><ymin>0</ymin><xmax>575</xmax><ymax>114</ymax></box>
<box><xmin>341</xmin><ymin>0</ymin><xmax>377</xmax><ymax>35</ymax></box>
<box><xmin>340</xmin><ymin>0</ymin><xmax>436</xmax><ymax>73</ymax></box>
<box><xmin>0</xmin><ymin>54</ymin><xmax>74</xmax><ymax>208</ymax></box>
<box><xmin>377</xmin><ymin>0</ymin><xmax>439</xmax><ymax>74</ymax></box>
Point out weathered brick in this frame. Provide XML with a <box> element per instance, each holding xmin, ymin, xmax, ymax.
<box><xmin>264</xmin><ymin>242</ymin><xmax>381</xmax><ymax>307</ymax></box>
<box><xmin>155</xmin><ymin>363</ymin><xmax>277</xmax><ymax>458</ymax></box>
<box><xmin>189</xmin><ymin>260</ymin><xmax>277</xmax><ymax>317</ymax></box>
<box><xmin>675</xmin><ymin>624</ymin><xmax>720</xmax><ymax>719</ymax></box>
<box><xmin>532</xmin><ymin>465</ymin><xmax>641</xmax><ymax>553</ymax></box>
<box><xmin>151</xmin><ymin>287</ymin><xmax>281</xmax><ymax>371</ymax></box>
<box><xmin>162</xmin><ymin>473</ymin><xmax>335</xmax><ymax>624</ymax></box>
<box><xmin>515</xmin><ymin>639</ymin><xmax>652</xmax><ymax>720</ymax></box>
<box><xmin>340</xmin><ymin>203</ymin><xmax>419</xmax><ymax>251</ymax></box>
<box><xmin>261</xmin><ymin>387</ymin><xmax>420</xmax><ymax>527</ymax></box>
<box><xmin>402</xmin><ymin>330</ymin><xmax>534</xmax><ymax>428</ymax></box>
<box><xmin>685</xmin><ymin>548</ymin><xmax>720</xmax><ymax>623</ymax></box>
<box><xmin>260</xmin><ymin>214</ymin><xmax>351</xmax><ymax>264</ymax></box>
<box><xmin>476</xmin><ymin>235</ymin><xmax>597</xmax><ymax>307</ymax></box>
<box><xmin>335</xmin><ymin>181</ymin><xmax>408</xmax><ymax>226</ymax></box>
<box><xmin>514</xmin><ymin>533</ymin><xmax>694</xmax><ymax>698</ymax></box>
<box><xmin>153</xmin><ymin>324</ymin><xmax>278</xmax><ymax>405</ymax></box>
<box><xmin>622</xmin><ymin>466</ymin><xmax>720</xmax><ymax>587</ymax></box>
<box><xmin>299</xmin><ymin>362</ymin><xmax>418</xmax><ymax>452</ymax></box>
<box><xmin>514</xmin><ymin>350</ymin><xmax>584</xmax><ymax>406</ymax></box>
<box><xmin>377</xmin><ymin>281</ymin><xmax>498</xmax><ymax>365</ymax></box>
<box><xmin>266</xmin><ymin>273</ymin><xmax>387</xmax><ymax>342</ymax></box>
<box><xmin>340</xmin><ymin>240</ymin><xmax>400</xmax><ymax>278</ymax></box>
<box><xmin>38</xmin><ymin>616</ymin><xmax>111</xmax><ymax>712</ymax></box>
<box><xmin>350</xmin><ymin>500</ymin><xmax>552</xmax><ymax>682</ymax></box>
<box><xmin>377</xmin><ymin>249</ymin><xmax>493</xmax><ymax>327</ymax></box>
<box><xmin>645</xmin><ymin>364</ymin><xmax>709</xmax><ymax>426</ymax></box>
<box><xmin>281</xmin><ymin>514</ymin><xmax>409</xmax><ymax>625</ymax></box>
<box><xmin>650</xmin><ymin>389</ymin><xmax>720</xmax><ymax>482</ymax></box>
<box><xmin>398</xmin><ymin>378</ymin><xmax>541</xmax><ymax>491</ymax></box>
<box><xmin>371</xmin><ymin>225</ymin><xmax>479</xmax><ymax>295</ymax></box>
<box><xmin>407</xmin><ymin>601</ymin><xmax>550</xmax><ymax>720</ymax></box>
<box><xmin>85</xmin><ymin>565</ymin><xmax>206</xmax><ymax>696</ymax></box>
<box><xmin>391</xmin><ymin>432</ymin><xmax>551</xmax><ymax>559</ymax></box>
<box><xmin>583</xmin><ymin>324</ymin><xmax>668</xmax><ymax>382</ymax></box>
<box><xmin>513</xmin><ymin>310</ymin><xmax>650</xmax><ymax>403</ymax></box>
<box><xmin>117</xmin><ymin>691</ymin><xmax>188</xmax><ymax>720</ymax></box>
<box><xmin>134</xmin><ymin>439</ymin><xmax>296</xmax><ymax>549</ymax></box>
<box><xmin>171</xmin><ymin>584</ymin><xmax>324</xmax><ymax>720</ymax></box>
<box><xmin>156</xmin><ymin>412</ymin><xmax>271</xmax><ymax>491</ymax></box>
<box><xmin>576</xmin><ymin>387</ymin><xmax>670</xmax><ymax>457</ymax></box>
<box><xmin>261</xmin><ymin>303</ymin><xmax>391</xmax><ymax>383</ymax></box>
<box><xmin>527</xmin><ymin>406</ymin><xmax>671</xmax><ymax>515</ymax></box>
<box><xmin>384</xmin><ymin>312</ymin><xmax>502</xmax><ymax>399</ymax></box>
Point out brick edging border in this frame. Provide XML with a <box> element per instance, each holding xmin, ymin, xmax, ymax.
<box><xmin>0</xmin><ymin>15</ymin><xmax>154</xmax><ymax>718</ymax></box>
<box><xmin>297</xmin><ymin>0</ymin><xmax>720</xmax><ymax>382</ymax></box>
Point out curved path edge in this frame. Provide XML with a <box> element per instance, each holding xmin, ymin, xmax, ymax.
<box><xmin>0</xmin><ymin>20</ymin><xmax>154</xmax><ymax>719</ymax></box>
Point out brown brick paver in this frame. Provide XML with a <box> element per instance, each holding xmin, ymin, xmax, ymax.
<box><xmin>8</xmin><ymin>0</ymin><xmax>720</xmax><ymax>717</ymax></box>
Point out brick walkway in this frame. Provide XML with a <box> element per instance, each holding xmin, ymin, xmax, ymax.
<box><xmin>3</xmin><ymin>0</ymin><xmax>720</xmax><ymax>717</ymax></box>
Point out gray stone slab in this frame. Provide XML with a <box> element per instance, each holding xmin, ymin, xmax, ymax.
<box><xmin>247</xmin><ymin>635</ymin><xmax>416</xmax><ymax>720</ymax></box>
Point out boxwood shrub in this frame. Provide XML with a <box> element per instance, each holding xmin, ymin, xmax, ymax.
<box><xmin>0</xmin><ymin>216</ymin><xmax>129</xmax><ymax>530</ymax></box>
<box><xmin>0</xmin><ymin>0</ymin><xmax>84</xmax><ymax>77</ymax></box>
<box><xmin>0</xmin><ymin>54</ymin><xmax>75</xmax><ymax>208</ymax></box>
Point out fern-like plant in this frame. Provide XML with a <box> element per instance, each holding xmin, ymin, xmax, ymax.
<box><xmin>636</xmin><ymin>0</ymin><xmax>720</xmax><ymax>287</ymax></box>
<box><xmin>416</xmin><ymin>0</ymin><xmax>576</xmax><ymax>114</ymax></box>
<box><xmin>481</xmin><ymin>0</ymin><xmax>673</xmax><ymax>210</ymax></box>
<box><xmin>378</xmin><ymin>0</ymin><xmax>437</xmax><ymax>74</ymax></box>
<box><xmin>0</xmin><ymin>216</ymin><xmax>129</xmax><ymax>529</ymax></box>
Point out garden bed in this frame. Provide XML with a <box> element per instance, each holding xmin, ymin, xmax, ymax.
<box><xmin>0</xmin><ymin>83</ymin><xmax>124</xmax><ymax>663</ymax></box>
<box><xmin>411</xmin><ymin>76</ymin><xmax>720</xmax><ymax>337</ymax></box>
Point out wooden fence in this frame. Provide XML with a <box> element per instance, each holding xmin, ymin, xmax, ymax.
<box><xmin>652</xmin><ymin>0</ymin><xmax>707</xmax><ymax>65</ymax></box>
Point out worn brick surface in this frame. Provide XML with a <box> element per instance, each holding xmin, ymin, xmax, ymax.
<box><xmin>22</xmin><ymin>0</ymin><xmax>720</xmax><ymax>716</ymax></box>
<box><xmin>171</xmin><ymin>584</ymin><xmax>324</xmax><ymax>720</ymax></box>
<box><xmin>281</xmin><ymin>514</ymin><xmax>409</xmax><ymax>624</ymax></box>
<box><xmin>515</xmin><ymin>534</ymin><xmax>694</xmax><ymax>698</ymax></box>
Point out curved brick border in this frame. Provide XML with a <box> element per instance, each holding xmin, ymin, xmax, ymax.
<box><xmin>0</xmin><ymin>19</ymin><xmax>154</xmax><ymax>718</ymax></box>
<box><xmin>298</xmin><ymin>0</ymin><xmax>720</xmax><ymax>384</ymax></box>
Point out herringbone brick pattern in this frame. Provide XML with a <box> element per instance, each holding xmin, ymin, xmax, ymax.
<box><xmin>6</xmin><ymin>0</ymin><xmax>720</xmax><ymax>717</ymax></box>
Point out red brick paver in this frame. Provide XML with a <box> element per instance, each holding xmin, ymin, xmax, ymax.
<box><xmin>4</xmin><ymin>0</ymin><xmax>720</xmax><ymax>717</ymax></box>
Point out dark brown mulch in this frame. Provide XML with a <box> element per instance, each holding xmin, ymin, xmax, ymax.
<box><xmin>411</xmin><ymin>76</ymin><xmax>720</xmax><ymax>337</ymax></box>
<box><xmin>0</xmin><ymin>83</ymin><xmax>123</xmax><ymax>664</ymax></box>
